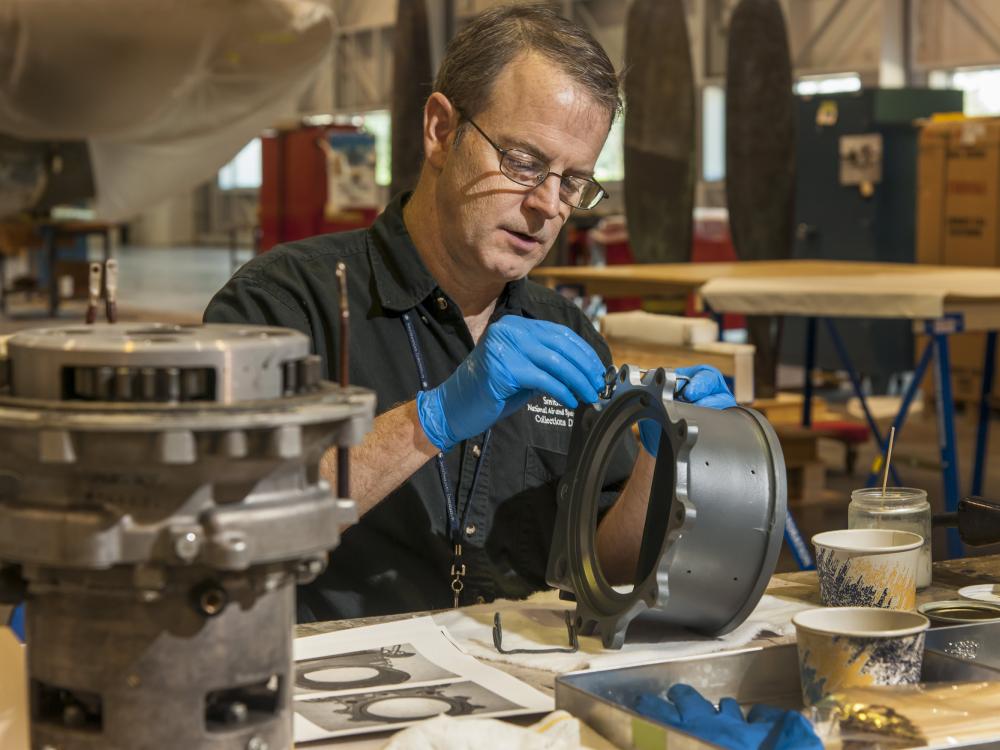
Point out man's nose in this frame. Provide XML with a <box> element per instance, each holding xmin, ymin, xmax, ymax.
<box><xmin>524</xmin><ymin>173</ymin><xmax>562</xmax><ymax>219</ymax></box>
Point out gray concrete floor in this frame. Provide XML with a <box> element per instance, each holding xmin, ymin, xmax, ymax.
<box><xmin>2</xmin><ymin>243</ymin><xmax>998</xmax><ymax>574</ymax></box>
<box><xmin>114</xmin><ymin>245</ymin><xmax>250</xmax><ymax>319</ymax></box>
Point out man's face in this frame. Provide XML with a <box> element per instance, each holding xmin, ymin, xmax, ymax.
<box><xmin>434</xmin><ymin>52</ymin><xmax>611</xmax><ymax>284</ymax></box>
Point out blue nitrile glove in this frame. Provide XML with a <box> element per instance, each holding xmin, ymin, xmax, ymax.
<box><xmin>639</xmin><ymin>365</ymin><xmax>738</xmax><ymax>457</ymax></box>
<box><xmin>634</xmin><ymin>685</ymin><xmax>822</xmax><ymax>750</ymax></box>
<box><xmin>416</xmin><ymin>316</ymin><xmax>605</xmax><ymax>452</ymax></box>
<box><xmin>9</xmin><ymin>603</ymin><xmax>24</xmax><ymax>642</ymax></box>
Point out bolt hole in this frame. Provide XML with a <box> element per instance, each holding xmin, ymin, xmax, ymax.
<box><xmin>201</xmin><ymin>590</ymin><xmax>225</xmax><ymax>614</ymax></box>
<box><xmin>733</xmin><ymin>577</ymin><xmax>739</xmax><ymax>582</ymax></box>
<box><xmin>686</xmin><ymin>570</ymin><xmax>692</xmax><ymax>574</ymax></box>
<box><xmin>750</xmin><ymin>469</ymin><xmax>756</xmax><ymax>475</ymax></box>
<box><xmin>705</xmin><ymin>461</ymin><xmax>710</xmax><ymax>466</ymax></box>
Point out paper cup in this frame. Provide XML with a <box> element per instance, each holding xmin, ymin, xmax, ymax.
<box><xmin>793</xmin><ymin>607</ymin><xmax>929</xmax><ymax>706</ymax></box>
<box><xmin>812</xmin><ymin>529</ymin><xmax>922</xmax><ymax>610</ymax></box>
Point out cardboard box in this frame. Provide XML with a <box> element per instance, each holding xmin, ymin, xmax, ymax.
<box><xmin>917</xmin><ymin>118</ymin><xmax>1000</xmax><ymax>267</ymax></box>
<box><xmin>786</xmin><ymin>461</ymin><xmax>827</xmax><ymax>506</ymax></box>
<box><xmin>916</xmin><ymin>118</ymin><xmax>1000</xmax><ymax>378</ymax></box>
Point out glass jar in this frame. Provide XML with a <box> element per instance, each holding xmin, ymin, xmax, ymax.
<box><xmin>848</xmin><ymin>487</ymin><xmax>932</xmax><ymax>588</ymax></box>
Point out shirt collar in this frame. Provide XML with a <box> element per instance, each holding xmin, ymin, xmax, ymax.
<box><xmin>368</xmin><ymin>192</ymin><xmax>529</xmax><ymax>317</ymax></box>
<box><xmin>368</xmin><ymin>192</ymin><xmax>440</xmax><ymax>312</ymax></box>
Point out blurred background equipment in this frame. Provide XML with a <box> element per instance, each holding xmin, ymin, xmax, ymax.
<box><xmin>0</xmin><ymin>324</ymin><xmax>374</xmax><ymax>749</ymax></box>
<box><xmin>623</xmin><ymin>0</ymin><xmax>695</xmax><ymax>265</ymax></box>
<box><xmin>390</xmin><ymin>0</ymin><xmax>433</xmax><ymax>197</ymax></box>
<box><xmin>725</xmin><ymin>0</ymin><xmax>796</xmax><ymax>398</ymax></box>
<box><xmin>0</xmin><ymin>0</ymin><xmax>336</xmax><ymax>223</ymax></box>
<box><xmin>781</xmin><ymin>88</ymin><xmax>964</xmax><ymax>386</ymax></box>
<box><xmin>261</xmin><ymin>124</ymin><xmax>379</xmax><ymax>252</ymax></box>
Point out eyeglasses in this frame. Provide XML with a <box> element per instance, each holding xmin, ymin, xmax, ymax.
<box><xmin>459</xmin><ymin>111</ymin><xmax>609</xmax><ymax>210</ymax></box>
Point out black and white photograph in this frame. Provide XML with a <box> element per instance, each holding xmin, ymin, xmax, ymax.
<box><xmin>294</xmin><ymin>642</ymin><xmax>458</xmax><ymax>694</ymax></box>
<box><xmin>295</xmin><ymin>680</ymin><xmax>522</xmax><ymax>736</ymax></box>
<box><xmin>292</xmin><ymin>617</ymin><xmax>551</xmax><ymax>743</ymax></box>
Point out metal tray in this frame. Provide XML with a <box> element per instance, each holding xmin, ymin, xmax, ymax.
<box><xmin>926</xmin><ymin>620</ymin><xmax>1000</xmax><ymax>670</ymax></box>
<box><xmin>556</xmin><ymin>639</ymin><xmax>1000</xmax><ymax>749</ymax></box>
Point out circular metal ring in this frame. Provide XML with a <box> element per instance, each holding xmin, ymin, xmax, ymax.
<box><xmin>547</xmin><ymin>365</ymin><xmax>786</xmax><ymax>648</ymax></box>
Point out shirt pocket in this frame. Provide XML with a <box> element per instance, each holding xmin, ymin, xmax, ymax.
<box><xmin>524</xmin><ymin>445</ymin><xmax>569</xmax><ymax>489</ymax></box>
<box><xmin>522</xmin><ymin>394</ymin><xmax>575</xmax><ymax>454</ymax></box>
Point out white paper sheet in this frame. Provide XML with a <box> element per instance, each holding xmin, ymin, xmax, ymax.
<box><xmin>433</xmin><ymin>593</ymin><xmax>814</xmax><ymax>674</ymax></box>
<box><xmin>292</xmin><ymin>617</ymin><xmax>553</xmax><ymax>743</ymax></box>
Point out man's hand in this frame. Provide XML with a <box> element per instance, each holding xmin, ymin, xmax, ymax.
<box><xmin>634</xmin><ymin>684</ymin><xmax>822</xmax><ymax>750</ymax></box>
<box><xmin>416</xmin><ymin>316</ymin><xmax>605</xmax><ymax>452</ymax></box>
<box><xmin>639</xmin><ymin>364</ymin><xmax>737</xmax><ymax>457</ymax></box>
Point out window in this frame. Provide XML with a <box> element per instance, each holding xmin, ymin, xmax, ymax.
<box><xmin>794</xmin><ymin>73</ymin><xmax>862</xmax><ymax>96</ymax></box>
<box><xmin>702</xmin><ymin>85</ymin><xmax>726</xmax><ymax>182</ymax></box>
<box><xmin>594</xmin><ymin>115</ymin><xmax>625</xmax><ymax>184</ymax></box>
<box><xmin>359</xmin><ymin>110</ymin><xmax>392</xmax><ymax>187</ymax></box>
<box><xmin>930</xmin><ymin>67</ymin><xmax>1000</xmax><ymax>115</ymax></box>
<box><xmin>217</xmin><ymin>138</ymin><xmax>262</xmax><ymax>190</ymax></box>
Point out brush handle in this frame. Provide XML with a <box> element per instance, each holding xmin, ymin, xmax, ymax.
<box><xmin>933</xmin><ymin>496</ymin><xmax>1000</xmax><ymax>546</ymax></box>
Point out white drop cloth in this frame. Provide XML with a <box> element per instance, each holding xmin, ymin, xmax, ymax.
<box><xmin>434</xmin><ymin>592</ymin><xmax>812</xmax><ymax>674</ymax></box>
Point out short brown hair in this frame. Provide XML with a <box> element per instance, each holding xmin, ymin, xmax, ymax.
<box><xmin>434</xmin><ymin>3</ymin><xmax>622</xmax><ymax>128</ymax></box>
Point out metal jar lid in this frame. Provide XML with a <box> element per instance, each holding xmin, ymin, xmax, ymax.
<box><xmin>918</xmin><ymin>599</ymin><xmax>1000</xmax><ymax>625</ymax></box>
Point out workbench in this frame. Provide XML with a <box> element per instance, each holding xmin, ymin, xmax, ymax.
<box><xmin>532</xmin><ymin>259</ymin><xmax>1000</xmax><ymax>560</ymax></box>
<box><xmin>0</xmin><ymin>220</ymin><xmax>116</xmax><ymax>317</ymax></box>
<box><xmin>295</xmin><ymin>553</ymin><xmax>1000</xmax><ymax>748</ymax></box>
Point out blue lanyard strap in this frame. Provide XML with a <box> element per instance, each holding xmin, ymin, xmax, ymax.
<box><xmin>401</xmin><ymin>311</ymin><xmax>490</xmax><ymax>543</ymax></box>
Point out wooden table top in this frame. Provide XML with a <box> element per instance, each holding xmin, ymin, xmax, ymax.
<box><xmin>531</xmin><ymin>260</ymin><xmax>1000</xmax><ymax>326</ymax></box>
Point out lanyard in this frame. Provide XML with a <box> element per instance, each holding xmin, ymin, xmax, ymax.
<box><xmin>401</xmin><ymin>311</ymin><xmax>491</xmax><ymax>606</ymax></box>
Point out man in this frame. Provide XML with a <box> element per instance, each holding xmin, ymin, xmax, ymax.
<box><xmin>205</xmin><ymin>4</ymin><xmax>735</xmax><ymax>622</ymax></box>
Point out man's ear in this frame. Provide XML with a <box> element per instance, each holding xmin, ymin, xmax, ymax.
<box><xmin>423</xmin><ymin>92</ymin><xmax>459</xmax><ymax>171</ymax></box>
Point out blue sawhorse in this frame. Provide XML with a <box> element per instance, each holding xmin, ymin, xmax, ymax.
<box><xmin>801</xmin><ymin>313</ymin><xmax>996</xmax><ymax>560</ymax></box>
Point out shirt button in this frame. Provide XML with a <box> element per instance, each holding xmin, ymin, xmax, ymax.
<box><xmin>471</xmin><ymin>444</ymin><xmax>481</xmax><ymax>458</ymax></box>
<box><xmin>465</xmin><ymin>523</ymin><xmax>477</xmax><ymax>536</ymax></box>
<box><xmin>436</xmin><ymin>296</ymin><xmax>448</xmax><ymax>311</ymax></box>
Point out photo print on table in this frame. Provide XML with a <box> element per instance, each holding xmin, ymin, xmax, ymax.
<box><xmin>294</xmin><ymin>643</ymin><xmax>458</xmax><ymax>694</ymax></box>
<box><xmin>295</xmin><ymin>680</ymin><xmax>522</xmax><ymax>733</ymax></box>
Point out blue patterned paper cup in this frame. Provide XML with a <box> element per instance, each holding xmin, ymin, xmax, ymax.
<box><xmin>793</xmin><ymin>607</ymin><xmax>929</xmax><ymax>706</ymax></box>
<box><xmin>813</xmin><ymin>529</ymin><xmax>922</xmax><ymax>610</ymax></box>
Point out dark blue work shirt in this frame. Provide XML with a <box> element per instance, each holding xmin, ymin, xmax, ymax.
<box><xmin>204</xmin><ymin>193</ymin><xmax>636</xmax><ymax>621</ymax></box>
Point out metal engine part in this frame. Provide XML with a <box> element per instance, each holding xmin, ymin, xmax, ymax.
<box><xmin>0</xmin><ymin>323</ymin><xmax>375</xmax><ymax>750</ymax></box>
<box><xmin>546</xmin><ymin>364</ymin><xmax>786</xmax><ymax>649</ymax></box>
